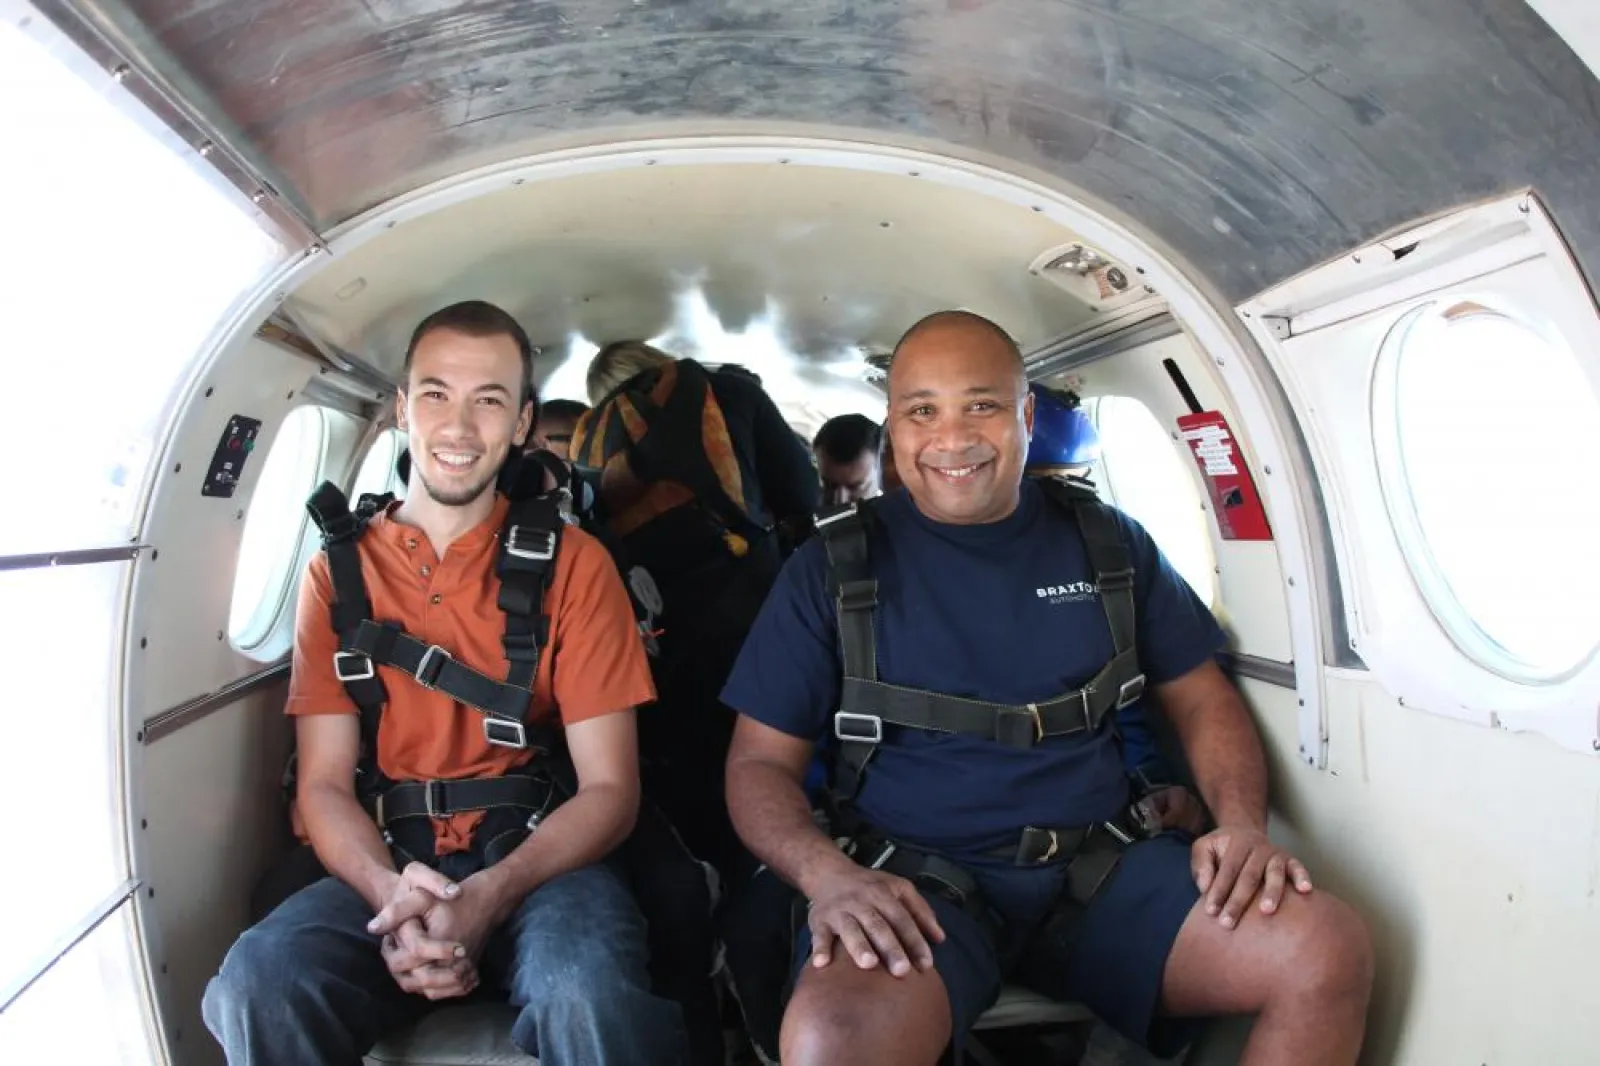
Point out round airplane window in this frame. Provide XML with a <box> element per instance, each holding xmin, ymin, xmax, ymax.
<box><xmin>1372</xmin><ymin>298</ymin><xmax>1600</xmax><ymax>682</ymax></box>
<box><xmin>228</xmin><ymin>406</ymin><xmax>329</xmax><ymax>654</ymax></box>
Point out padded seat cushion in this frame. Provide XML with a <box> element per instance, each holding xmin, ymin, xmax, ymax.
<box><xmin>363</xmin><ymin>986</ymin><xmax>1089</xmax><ymax>1064</ymax></box>
<box><xmin>364</xmin><ymin>1003</ymin><xmax>532</xmax><ymax>1066</ymax></box>
<box><xmin>973</xmin><ymin>984</ymin><xmax>1095</xmax><ymax>1030</ymax></box>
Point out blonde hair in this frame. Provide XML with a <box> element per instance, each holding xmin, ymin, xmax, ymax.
<box><xmin>586</xmin><ymin>341</ymin><xmax>674</xmax><ymax>404</ymax></box>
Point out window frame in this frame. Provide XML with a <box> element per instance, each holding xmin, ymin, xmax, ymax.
<box><xmin>1370</xmin><ymin>296</ymin><xmax>1600</xmax><ymax>685</ymax></box>
<box><xmin>227</xmin><ymin>404</ymin><xmax>332</xmax><ymax>657</ymax></box>
<box><xmin>0</xmin><ymin>0</ymin><xmax>299</xmax><ymax>1052</ymax></box>
<box><xmin>1238</xmin><ymin>191</ymin><xmax>1600</xmax><ymax>756</ymax></box>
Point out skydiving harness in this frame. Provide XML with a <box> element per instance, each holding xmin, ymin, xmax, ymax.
<box><xmin>304</xmin><ymin>464</ymin><xmax>574</xmax><ymax>868</ymax></box>
<box><xmin>524</xmin><ymin>447</ymin><xmax>668</xmax><ymax>658</ymax></box>
<box><xmin>814</xmin><ymin>476</ymin><xmax>1155</xmax><ymax>941</ymax></box>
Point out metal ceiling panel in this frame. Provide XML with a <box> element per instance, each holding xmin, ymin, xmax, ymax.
<box><xmin>37</xmin><ymin>0</ymin><xmax>1600</xmax><ymax>301</ymax></box>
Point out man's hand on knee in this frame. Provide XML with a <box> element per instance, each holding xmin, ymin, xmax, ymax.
<box><xmin>806</xmin><ymin>867</ymin><xmax>945</xmax><ymax>978</ymax></box>
<box><xmin>1191</xmin><ymin>826</ymin><xmax>1313</xmax><ymax>929</ymax></box>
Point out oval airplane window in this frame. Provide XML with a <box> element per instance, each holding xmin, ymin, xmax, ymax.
<box><xmin>1373</xmin><ymin>299</ymin><xmax>1600</xmax><ymax>682</ymax></box>
<box><xmin>1089</xmin><ymin>395</ymin><xmax>1218</xmax><ymax>604</ymax></box>
<box><xmin>351</xmin><ymin>427</ymin><xmax>408</xmax><ymax>502</ymax></box>
<box><xmin>228</xmin><ymin>406</ymin><xmax>330</xmax><ymax>654</ymax></box>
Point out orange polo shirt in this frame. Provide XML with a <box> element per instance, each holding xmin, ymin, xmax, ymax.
<box><xmin>287</xmin><ymin>494</ymin><xmax>656</xmax><ymax>854</ymax></box>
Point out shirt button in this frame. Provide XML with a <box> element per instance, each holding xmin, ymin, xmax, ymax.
<box><xmin>420</xmin><ymin>565</ymin><xmax>432</xmax><ymax>576</ymax></box>
<box><xmin>407</xmin><ymin>539</ymin><xmax>418</xmax><ymax>550</ymax></box>
<box><xmin>430</xmin><ymin>594</ymin><xmax>442</xmax><ymax>605</ymax></box>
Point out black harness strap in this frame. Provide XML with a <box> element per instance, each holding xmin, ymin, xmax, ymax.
<box><xmin>306</xmin><ymin>483</ymin><xmax>389</xmax><ymax>769</ymax></box>
<box><xmin>815</xmin><ymin>500</ymin><xmax>880</xmax><ymax>805</ymax></box>
<box><xmin>837</xmin><ymin>657</ymin><xmax>1144</xmax><ymax>749</ymax></box>
<box><xmin>1036</xmin><ymin>476</ymin><xmax>1139</xmax><ymax>667</ymax></box>
<box><xmin>375</xmin><ymin>770</ymin><xmax>563</xmax><ymax>829</ymax></box>
<box><xmin>847</xmin><ymin>830</ymin><xmax>1000</xmax><ymax>943</ymax></box>
<box><xmin>342</xmin><ymin>620</ymin><xmax>532</xmax><ymax>744</ymax></box>
<box><xmin>818</xmin><ymin>483</ymin><xmax>1146</xmax><ymax>807</ymax></box>
<box><xmin>496</xmin><ymin>492</ymin><xmax>562</xmax><ymax>696</ymax></box>
<box><xmin>303</xmin><ymin>477</ymin><xmax>567</xmax><ymax>836</ymax></box>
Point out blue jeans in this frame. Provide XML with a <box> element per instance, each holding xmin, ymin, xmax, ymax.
<box><xmin>202</xmin><ymin>862</ymin><xmax>689</xmax><ymax>1066</ymax></box>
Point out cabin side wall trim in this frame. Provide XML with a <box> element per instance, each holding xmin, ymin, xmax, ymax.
<box><xmin>141</xmin><ymin>661</ymin><xmax>291</xmax><ymax>745</ymax></box>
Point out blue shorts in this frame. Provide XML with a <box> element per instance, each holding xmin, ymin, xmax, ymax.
<box><xmin>792</xmin><ymin>832</ymin><xmax>1203</xmax><ymax>1055</ymax></box>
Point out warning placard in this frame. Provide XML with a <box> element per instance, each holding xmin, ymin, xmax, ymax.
<box><xmin>1177</xmin><ymin>411</ymin><xmax>1272</xmax><ymax>541</ymax></box>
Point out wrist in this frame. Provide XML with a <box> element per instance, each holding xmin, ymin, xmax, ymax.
<box><xmin>1213</xmin><ymin>806</ymin><xmax>1267</xmax><ymax>834</ymax></box>
<box><xmin>471</xmin><ymin>864</ymin><xmax>523</xmax><ymax>923</ymax></box>
<box><xmin>360</xmin><ymin>865</ymin><xmax>403</xmax><ymax>914</ymax></box>
<box><xmin>796</xmin><ymin>846</ymin><xmax>859</xmax><ymax>900</ymax></box>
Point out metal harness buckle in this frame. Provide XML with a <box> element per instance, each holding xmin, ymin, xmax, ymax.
<box><xmin>1115</xmin><ymin>674</ymin><xmax>1147</xmax><ymax>710</ymax></box>
<box><xmin>505</xmin><ymin>525</ymin><xmax>556</xmax><ymax>561</ymax></box>
<box><xmin>333</xmin><ymin>650</ymin><xmax>375</xmax><ymax>682</ymax></box>
<box><xmin>483</xmin><ymin>717</ymin><xmax>528</xmax><ymax>750</ymax></box>
<box><xmin>1103</xmin><ymin>819</ymin><xmax>1136</xmax><ymax>846</ymax></box>
<box><xmin>1040</xmin><ymin>828</ymin><xmax>1061</xmax><ymax>863</ymax></box>
<box><xmin>424</xmin><ymin>780</ymin><xmax>446</xmax><ymax>820</ymax></box>
<box><xmin>834</xmin><ymin>712</ymin><xmax>883</xmax><ymax>743</ymax></box>
<box><xmin>414</xmin><ymin>644</ymin><xmax>451</xmax><ymax>689</ymax></box>
<box><xmin>814</xmin><ymin>503</ymin><xmax>859</xmax><ymax>529</ymax></box>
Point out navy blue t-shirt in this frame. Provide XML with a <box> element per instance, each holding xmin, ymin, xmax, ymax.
<box><xmin>721</xmin><ymin>480</ymin><xmax>1226</xmax><ymax>859</ymax></box>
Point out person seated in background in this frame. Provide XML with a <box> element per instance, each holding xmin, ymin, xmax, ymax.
<box><xmin>812</xmin><ymin>413</ymin><xmax>884</xmax><ymax>506</ymax></box>
<box><xmin>572</xmin><ymin>342</ymin><xmax>820</xmax><ymax>884</ymax></box>
<box><xmin>530</xmin><ymin>398</ymin><xmax>589</xmax><ymax>460</ymax></box>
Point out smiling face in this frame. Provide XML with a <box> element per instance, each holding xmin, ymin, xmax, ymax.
<box><xmin>887</xmin><ymin>314</ymin><xmax>1033</xmax><ymax>525</ymax></box>
<box><xmin>397</xmin><ymin>326</ymin><xmax>533</xmax><ymax>509</ymax></box>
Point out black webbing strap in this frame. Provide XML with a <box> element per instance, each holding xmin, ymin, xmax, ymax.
<box><xmin>374</xmin><ymin>771</ymin><xmax>561</xmax><ymax>829</ymax></box>
<box><xmin>977</xmin><ymin>804</ymin><xmax>1151</xmax><ymax>866</ymax></box>
<box><xmin>495</xmin><ymin>493</ymin><xmax>562</xmax><ymax>693</ymax></box>
<box><xmin>835</xmin><ymin>646</ymin><xmax>1145</xmax><ymax>748</ymax></box>
<box><xmin>1030</xmin><ymin>826</ymin><xmax>1131</xmax><ymax>967</ymax></box>
<box><xmin>848</xmin><ymin>832</ymin><xmax>999</xmax><ymax>943</ymax></box>
<box><xmin>816</xmin><ymin>501</ymin><xmax>880</xmax><ymax>804</ymax></box>
<box><xmin>980</xmin><ymin>823</ymin><xmax>1093</xmax><ymax>865</ymax></box>
<box><xmin>344</xmin><ymin>620</ymin><xmax>531</xmax><ymax>743</ymax></box>
<box><xmin>306</xmin><ymin>481</ymin><xmax>387</xmax><ymax>749</ymax></box>
<box><xmin>1035</xmin><ymin>476</ymin><xmax>1139</xmax><ymax>663</ymax></box>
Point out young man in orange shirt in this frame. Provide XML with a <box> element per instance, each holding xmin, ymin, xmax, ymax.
<box><xmin>203</xmin><ymin>301</ymin><xmax>688</xmax><ymax>1065</ymax></box>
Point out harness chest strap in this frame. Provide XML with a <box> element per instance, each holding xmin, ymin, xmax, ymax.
<box><xmin>816</xmin><ymin>483</ymin><xmax>1145</xmax><ymax>804</ymax></box>
<box><xmin>304</xmin><ymin>479</ymin><xmax>564</xmax><ymax>776</ymax></box>
<box><xmin>834</xmin><ymin>654</ymin><xmax>1146</xmax><ymax>748</ymax></box>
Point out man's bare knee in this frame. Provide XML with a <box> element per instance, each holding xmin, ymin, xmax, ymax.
<box><xmin>780</xmin><ymin>967</ymin><xmax>950</xmax><ymax>1066</ymax></box>
<box><xmin>1280</xmin><ymin>893</ymin><xmax>1376</xmax><ymax>1004</ymax></box>
<box><xmin>781</xmin><ymin>994</ymin><xmax>882</xmax><ymax>1066</ymax></box>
